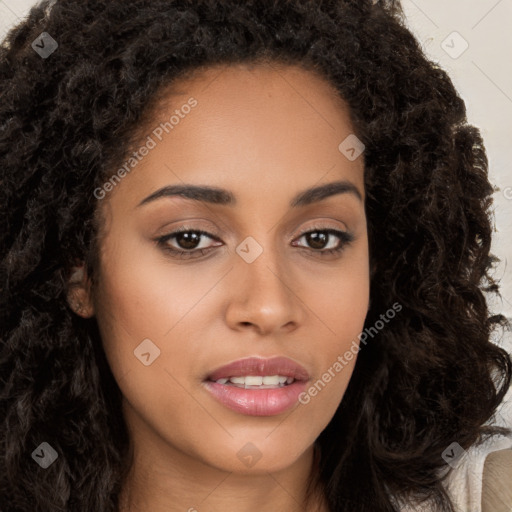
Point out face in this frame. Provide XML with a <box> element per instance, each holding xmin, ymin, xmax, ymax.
<box><xmin>81</xmin><ymin>62</ymin><xmax>369</xmax><ymax>476</ymax></box>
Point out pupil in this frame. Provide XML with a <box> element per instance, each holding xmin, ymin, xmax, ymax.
<box><xmin>177</xmin><ymin>232</ymin><xmax>200</xmax><ymax>249</ymax></box>
<box><xmin>307</xmin><ymin>232</ymin><xmax>327</xmax><ymax>249</ymax></box>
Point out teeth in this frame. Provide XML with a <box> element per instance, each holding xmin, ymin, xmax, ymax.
<box><xmin>214</xmin><ymin>375</ymin><xmax>295</xmax><ymax>388</ymax></box>
<box><xmin>245</xmin><ymin>376</ymin><xmax>263</xmax><ymax>386</ymax></box>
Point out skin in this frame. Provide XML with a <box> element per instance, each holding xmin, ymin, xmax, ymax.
<box><xmin>68</xmin><ymin>62</ymin><xmax>370</xmax><ymax>512</ymax></box>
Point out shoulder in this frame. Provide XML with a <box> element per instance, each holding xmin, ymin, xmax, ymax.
<box><xmin>482</xmin><ymin>448</ymin><xmax>512</xmax><ymax>512</ymax></box>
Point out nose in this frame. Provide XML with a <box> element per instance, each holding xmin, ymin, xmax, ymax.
<box><xmin>224</xmin><ymin>243</ymin><xmax>305</xmax><ymax>336</ymax></box>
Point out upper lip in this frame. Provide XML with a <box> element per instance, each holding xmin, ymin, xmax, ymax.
<box><xmin>206</xmin><ymin>356</ymin><xmax>310</xmax><ymax>382</ymax></box>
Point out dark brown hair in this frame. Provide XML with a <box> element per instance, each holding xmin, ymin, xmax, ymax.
<box><xmin>1</xmin><ymin>1</ymin><xmax>510</xmax><ymax>511</ymax></box>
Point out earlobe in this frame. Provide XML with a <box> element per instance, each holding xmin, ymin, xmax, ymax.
<box><xmin>66</xmin><ymin>264</ymin><xmax>95</xmax><ymax>318</ymax></box>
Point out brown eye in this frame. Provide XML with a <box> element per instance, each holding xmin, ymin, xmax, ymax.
<box><xmin>155</xmin><ymin>229</ymin><xmax>222</xmax><ymax>259</ymax></box>
<box><xmin>304</xmin><ymin>232</ymin><xmax>330</xmax><ymax>250</ymax></box>
<box><xmin>174</xmin><ymin>231</ymin><xmax>203</xmax><ymax>250</ymax></box>
<box><xmin>155</xmin><ymin>226</ymin><xmax>354</xmax><ymax>261</ymax></box>
<box><xmin>292</xmin><ymin>228</ymin><xmax>354</xmax><ymax>256</ymax></box>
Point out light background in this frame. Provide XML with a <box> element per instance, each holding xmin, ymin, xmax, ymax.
<box><xmin>1</xmin><ymin>0</ymin><xmax>511</xmax><ymax>320</ymax></box>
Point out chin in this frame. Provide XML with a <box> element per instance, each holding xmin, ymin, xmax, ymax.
<box><xmin>199</xmin><ymin>436</ymin><xmax>314</xmax><ymax>475</ymax></box>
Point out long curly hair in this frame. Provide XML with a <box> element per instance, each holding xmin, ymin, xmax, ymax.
<box><xmin>1</xmin><ymin>0</ymin><xmax>511</xmax><ymax>511</ymax></box>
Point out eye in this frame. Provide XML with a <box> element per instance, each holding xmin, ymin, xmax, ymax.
<box><xmin>155</xmin><ymin>228</ymin><xmax>222</xmax><ymax>259</ymax></box>
<box><xmin>292</xmin><ymin>227</ymin><xmax>354</xmax><ymax>256</ymax></box>
<box><xmin>155</xmin><ymin>225</ymin><xmax>354</xmax><ymax>260</ymax></box>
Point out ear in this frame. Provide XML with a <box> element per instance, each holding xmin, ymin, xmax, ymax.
<box><xmin>66</xmin><ymin>264</ymin><xmax>95</xmax><ymax>318</ymax></box>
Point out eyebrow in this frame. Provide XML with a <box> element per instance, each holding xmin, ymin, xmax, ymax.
<box><xmin>137</xmin><ymin>179</ymin><xmax>363</xmax><ymax>208</ymax></box>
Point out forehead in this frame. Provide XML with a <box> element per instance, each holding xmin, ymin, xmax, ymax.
<box><xmin>169</xmin><ymin>61</ymin><xmax>345</xmax><ymax>107</ymax></box>
<box><xmin>147</xmin><ymin>61</ymin><xmax>352</xmax><ymax>142</ymax></box>
<box><xmin>99</xmin><ymin>62</ymin><xmax>364</xmax><ymax>215</ymax></box>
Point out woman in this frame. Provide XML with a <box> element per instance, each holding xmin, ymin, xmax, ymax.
<box><xmin>1</xmin><ymin>1</ymin><xmax>511</xmax><ymax>511</ymax></box>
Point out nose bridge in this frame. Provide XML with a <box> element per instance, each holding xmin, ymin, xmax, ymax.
<box><xmin>227</xmin><ymin>231</ymin><xmax>302</xmax><ymax>333</ymax></box>
<box><xmin>236</xmin><ymin>232</ymin><xmax>290</xmax><ymax>298</ymax></box>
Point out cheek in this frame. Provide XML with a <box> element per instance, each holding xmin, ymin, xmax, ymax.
<box><xmin>92</xmin><ymin>233</ymin><xmax>236</xmax><ymax>424</ymax></box>
<box><xmin>306</xmin><ymin>240</ymin><xmax>370</xmax><ymax>343</ymax></box>
<box><xmin>298</xmin><ymin>248</ymin><xmax>369</xmax><ymax>412</ymax></box>
<box><xmin>296</xmin><ymin>307</ymin><xmax>365</xmax><ymax>425</ymax></box>
<box><xmin>94</xmin><ymin>232</ymin><xmax>207</xmax><ymax>343</ymax></box>
<box><xmin>92</xmin><ymin>255</ymin><xmax>211</xmax><ymax>442</ymax></box>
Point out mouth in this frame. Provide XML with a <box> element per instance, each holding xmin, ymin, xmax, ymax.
<box><xmin>208</xmin><ymin>374</ymin><xmax>297</xmax><ymax>389</ymax></box>
<box><xmin>203</xmin><ymin>356</ymin><xmax>310</xmax><ymax>416</ymax></box>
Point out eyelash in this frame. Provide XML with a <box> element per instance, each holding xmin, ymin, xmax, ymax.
<box><xmin>155</xmin><ymin>225</ymin><xmax>355</xmax><ymax>260</ymax></box>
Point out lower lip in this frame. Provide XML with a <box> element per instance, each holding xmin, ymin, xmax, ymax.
<box><xmin>203</xmin><ymin>380</ymin><xmax>308</xmax><ymax>416</ymax></box>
